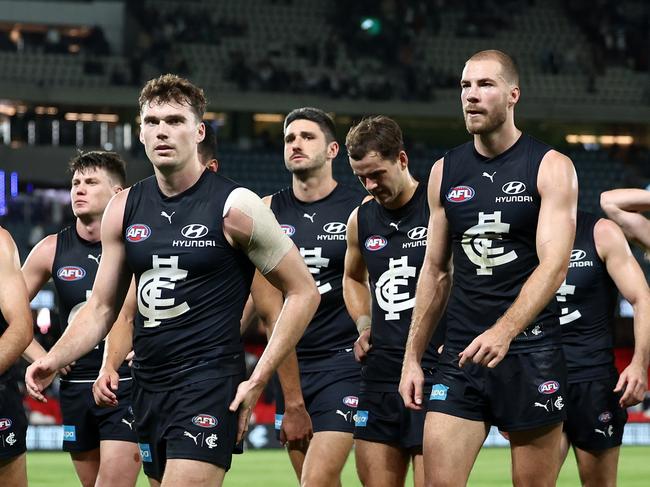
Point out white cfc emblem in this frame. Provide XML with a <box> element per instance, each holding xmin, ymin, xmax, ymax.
<box><xmin>300</xmin><ymin>247</ymin><xmax>332</xmax><ymax>294</ymax></box>
<box><xmin>206</xmin><ymin>434</ymin><xmax>218</xmax><ymax>449</ymax></box>
<box><xmin>555</xmin><ymin>279</ymin><xmax>582</xmax><ymax>325</ymax></box>
<box><xmin>138</xmin><ymin>255</ymin><xmax>190</xmax><ymax>327</ymax></box>
<box><xmin>461</xmin><ymin>211</ymin><xmax>517</xmax><ymax>275</ymax></box>
<box><xmin>375</xmin><ymin>256</ymin><xmax>416</xmax><ymax>320</ymax></box>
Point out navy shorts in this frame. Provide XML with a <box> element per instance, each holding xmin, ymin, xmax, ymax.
<box><xmin>132</xmin><ymin>375</ymin><xmax>243</xmax><ymax>481</ymax></box>
<box><xmin>60</xmin><ymin>379</ymin><xmax>137</xmax><ymax>452</ymax></box>
<box><xmin>0</xmin><ymin>378</ymin><xmax>27</xmax><ymax>459</ymax></box>
<box><xmin>428</xmin><ymin>348</ymin><xmax>567</xmax><ymax>431</ymax></box>
<box><xmin>275</xmin><ymin>352</ymin><xmax>360</xmax><ymax>437</ymax></box>
<box><xmin>353</xmin><ymin>388</ymin><xmax>427</xmax><ymax>451</ymax></box>
<box><xmin>564</xmin><ymin>375</ymin><xmax>627</xmax><ymax>451</ymax></box>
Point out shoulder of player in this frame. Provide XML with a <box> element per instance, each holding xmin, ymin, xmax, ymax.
<box><xmin>29</xmin><ymin>233</ymin><xmax>59</xmax><ymax>260</ymax></box>
<box><xmin>593</xmin><ymin>217</ymin><xmax>628</xmax><ymax>261</ymax></box>
<box><xmin>0</xmin><ymin>227</ymin><xmax>17</xmax><ymax>255</ymax></box>
<box><xmin>537</xmin><ymin>150</ymin><xmax>576</xmax><ymax>191</ymax></box>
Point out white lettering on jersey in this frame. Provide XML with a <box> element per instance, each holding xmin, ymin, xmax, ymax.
<box><xmin>300</xmin><ymin>247</ymin><xmax>332</xmax><ymax>294</ymax></box>
<box><xmin>138</xmin><ymin>255</ymin><xmax>190</xmax><ymax>328</ymax></box>
<box><xmin>375</xmin><ymin>256</ymin><xmax>416</xmax><ymax>320</ymax></box>
<box><xmin>556</xmin><ymin>279</ymin><xmax>582</xmax><ymax>325</ymax></box>
<box><xmin>461</xmin><ymin>211</ymin><xmax>517</xmax><ymax>275</ymax></box>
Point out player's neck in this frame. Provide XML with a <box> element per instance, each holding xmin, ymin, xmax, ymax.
<box><xmin>292</xmin><ymin>169</ymin><xmax>337</xmax><ymax>203</ymax></box>
<box><xmin>154</xmin><ymin>159</ymin><xmax>205</xmax><ymax>197</ymax></box>
<box><xmin>384</xmin><ymin>176</ymin><xmax>418</xmax><ymax>210</ymax></box>
<box><xmin>473</xmin><ymin>124</ymin><xmax>521</xmax><ymax>159</ymax></box>
<box><xmin>75</xmin><ymin>216</ymin><xmax>102</xmax><ymax>243</ymax></box>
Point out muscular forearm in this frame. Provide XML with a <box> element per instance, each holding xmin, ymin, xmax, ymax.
<box><xmin>276</xmin><ymin>351</ymin><xmax>305</xmax><ymax>407</ymax></box>
<box><xmin>101</xmin><ymin>317</ymin><xmax>133</xmax><ymax>372</ymax></box>
<box><xmin>23</xmin><ymin>339</ymin><xmax>48</xmax><ymax>364</ymax></box>
<box><xmin>343</xmin><ymin>276</ymin><xmax>372</xmax><ymax>331</ymax></box>
<box><xmin>631</xmin><ymin>297</ymin><xmax>650</xmax><ymax>370</ymax></box>
<box><xmin>0</xmin><ymin>326</ymin><xmax>32</xmax><ymax>374</ymax></box>
<box><xmin>404</xmin><ymin>266</ymin><xmax>451</xmax><ymax>363</ymax></box>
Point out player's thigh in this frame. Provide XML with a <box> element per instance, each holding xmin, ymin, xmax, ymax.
<box><xmin>411</xmin><ymin>453</ymin><xmax>424</xmax><ymax>487</ymax></box>
<box><xmin>509</xmin><ymin>422</ymin><xmax>563</xmax><ymax>487</ymax></box>
<box><xmin>355</xmin><ymin>439</ymin><xmax>409</xmax><ymax>487</ymax></box>
<box><xmin>96</xmin><ymin>440</ymin><xmax>142</xmax><ymax>487</ymax></box>
<box><xmin>423</xmin><ymin>412</ymin><xmax>488</xmax><ymax>487</ymax></box>
<box><xmin>0</xmin><ymin>453</ymin><xmax>26</xmax><ymax>487</ymax></box>
<box><xmin>70</xmin><ymin>448</ymin><xmax>100</xmax><ymax>487</ymax></box>
<box><xmin>573</xmin><ymin>445</ymin><xmax>620</xmax><ymax>487</ymax></box>
<box><xmin>161</xmin><ymin>458</ymin><xmax>225</xmax><ymax>487</ymax></box>
<box><xmin>302</xmin><ymin>431</ymin><xmax>353</xmax><ymax>479</ymax></box>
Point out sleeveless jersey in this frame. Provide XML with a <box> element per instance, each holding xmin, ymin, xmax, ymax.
<box><xmin>441</xmin><ymin>134</ymin><xmax>561</xmax><ymax>353</ymax></box>
<box><xmin>358</xmin><ymin>182</ymin><xmax>445</xmax><ymax>391</ymax></box>
<box><xmin>556</xmin><ymin>211</ymin><xmax>617</xmax><ymax>383</ymax></box>
<box><xmin>270</xmin><ymin>183</ymin><xmax>365</xmax><ymax>371</ymax></box>
<box><xmin>123</xmin><ymin>170</ymin><xmax>254</xmax><ymax>391</ymax></box>
<box><xmin>52</xmin><ymin>226</ymin><xmax>129</xmax><ymax>381</ymax></box>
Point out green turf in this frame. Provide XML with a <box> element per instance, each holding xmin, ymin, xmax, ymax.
<box><xmin>27</xmin><ymin>446</ymin><xmax>650</xmax><ymax>486</ymax></box>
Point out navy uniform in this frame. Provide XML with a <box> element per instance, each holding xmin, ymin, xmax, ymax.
<box><xmin>432</xmin><ymin>134</ymin><xmax>567</xmax><ymax>431</ymax></box>
<box><xmin>271</xmin><ymin>184</ymin><xmax>365</xmax><ymax>435</ymax></box>
<box><xmin>123</xmin><ymin>170</ymin><xmax>254</xmax><ymax>480</ymax></box>
<box><xmin>557</xmin><ymin>211</ymin><xmax>626</xmax><ymax>449</ymax></box>
<box><xmin>0</xmin><ymin>316</ymin><xmax>27</xmax><ymax>460</ymax></box>
<box><xmin>354</xmin><ymin>182</ymin><xmax>445</xmax><ymax>450</ymax></box>
<box><xmin>52</xmin><ymin>226</ymin><xmax>137</xmax><ymax>452</ymax></box>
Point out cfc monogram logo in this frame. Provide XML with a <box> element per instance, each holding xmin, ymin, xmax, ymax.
<box><xmin>555</xmin><ymin>279</ymin><xmax>582</xmax><ymax>325</ymax></box>
<box><xmin>461</xmin><ymin>211</ymin><xmax>517</xmax><ymax>275</ymax></box>
<box><xmin>138</xmin><ymin>255</ymin><xmax>190</xmax><ymax>327</ymax></box>
<box><xmin>300</xmin><ymin>247</ymin><xmax>332</xmax><ymax>294</ymax></box>
<box><xmin>375</xmin><ymin>256</ymin><xmax>416</xmax><ymax>320</ymax></box>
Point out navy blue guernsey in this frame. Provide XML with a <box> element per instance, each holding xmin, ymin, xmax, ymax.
<box><xmin>270</xmin><ymin>183</ymin><xmax>365</xmax><ymax>371</ymax></box>
<box><xmin>123</xmin><ymin>170</ymin><xmax>254</xmax><ymax>391</ymax></box>
<box><xmin>441</xmin><ymin>134</ymin><xmax>561</xmax><ymax>353</ymax></box>
<box><xmin>556</xmin><ymin>211</ymin><xmax>617</xmax><ymax>383</ymax></box>
<box><xmin>357</xmin><ymin>182</ymin><xmax>445</xmax><ymax>391</ymax></box>
<box><xmin>52</xmin><ymin>226</ymin><xmax>129</xmax><ymax>381</ymax></box>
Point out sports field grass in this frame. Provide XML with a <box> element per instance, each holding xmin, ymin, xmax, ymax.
<box><xmin>27</xmin><ymin>446</ymin><xmax>650</xmax><ymax>486</ymax></box>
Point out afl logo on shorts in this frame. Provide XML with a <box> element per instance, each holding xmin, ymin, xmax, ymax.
<box><xmin>365</xmin><ymin>235</ymin><xmax>387</xmax><ymax>251</ymax></box>
<box><xmin>281</xmin><ymin>224</ymin><xmax>295</xmax><ymax>236</ymax></box>
<box><xmin>342</xmin><ymin>396</ymin><xmax>358</xmax><ymax>408</ymax></box>
<box><xmin>125</xmin><ymin>224</ymin><xmax>151</xmax><ymax>242</ymax></box>
<box><xmin>0</xmin><ymin>418</ymin><xmax>12</xmax><ymax>431</ymax></box>
<box><xmin>538</xmin><ymin>380</ymin><xmax>560</xmax><ymax>395</ymax></box>
<box><xmin>598</xmin><ymin>411</ymin><xmax>613</xmax><ymax>423</ymax></box>
<box><xmin>192</xmin><ymin>414</ymin><xmax>218</xmax><ymax>429</ymax></box>
<box><xmin>446</xmin><ymin>186</ymin><xmax>475</xmax><ymax>203</ymax></box>
<box><xmin>57</xmin><ymin>266</ymin><xmax>86</xmax><ymax>281</ymax></box>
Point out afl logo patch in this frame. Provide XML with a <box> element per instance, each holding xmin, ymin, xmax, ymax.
<box><xmin>281</xmin><ymin>224</ymin><xmax>295</xmax><ymax>236</ymax></box>
<box><xmin>0</xmin><ymin>418</ymin><xmax>12</xmax><ymax>431</ymax></box>
<box><xmin>57</xmin><ymin>266</ymin><xmax>86</xmax><ymax>281</ymax></box>
<box><xmin>538</xmin><ymin>380</ymin><xmax>560</xmax><ymax>395</ymax></box>
<box><xmin>365</xmin><ymin>235</ymin><xmax>387</xmax><ymax>251</ymax></box>
<box><xmin>342</xmin><ymin>396</ymin><xmax>359</xmax><ymax>408</ymax></box>
<box><xmin>446</xmin><ymin>186</ymin><xmax>475</xmax><ymax>203</ymax></box>
<box><xmin>192</xmin><ymin>414</ymin><xmax>218</xmax><ymax>428</ymax></box>
<box><xmin>323</xmin><ymin>222</ymin><xmax>347</xmax><ymax>234</ymax></box>
<box><xmin>126</xmin><ymin>224</ymin><xmax>151</xmax><ymax>242</ymax></box>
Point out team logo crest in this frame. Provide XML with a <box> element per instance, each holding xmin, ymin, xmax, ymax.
<box><xmin>446</xmin><ymin>186</ymin><xmax>475</xmax><ymax>203</ymax></box>
<box><xmin>365</xmin><ymin>235</ymin><xmax>387</xmax><ymax>251</ymax></box>
<box><xmin>138</xmin><ymin>255</ymin><xmax>190</xmax><ymax>328</ymax></box>
<box><xmin>281</xmin><ymin>224</ymin><xmax>295</xmax><ymax>236</ymax></box>
<box><xmin>57</xmin><ymin>266</ymin><xmax>86</xmax><ymax>281</ymax></box>
<box><xmin>126</xmin><ymin>224</ymin><xmax>151</xmax><ymax>242</ymax></box>
<box><xmin>375</xmin><ymin>256</ymin><xmax>416</xmax><ymax>320</ymax></box>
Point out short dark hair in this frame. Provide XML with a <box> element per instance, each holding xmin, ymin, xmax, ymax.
<box><xmin>138</xmin><ymin>74</ymin><xmax>207</xmax><ymax>121</ymax></box>
<box><xmin>346</xmin><ymin>115</ymin><xmax>404</xmax><ymax>162</ymax></box>
<box><xmin>68</xmin><ymin>151</ymin><xmax>127</xmax><ymax>187</ymax></box>
<box><xmin>466</xmin><ymin>49</ymin><xmax>519</xmax><ymax>86</ymax></box>
<box><xmin>198</xmin><ymin>122</ymin><xmax>217</xmax><ymax>165</ymax></box>
<box><xmin>284</xmin><ymin>107</ymin><xmax>337</xmax><ymax>143</ymax></box>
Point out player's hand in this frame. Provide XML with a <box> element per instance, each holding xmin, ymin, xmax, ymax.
<box><xmin>354</xmin><ymin>328</ymin><xmax>372</xmax><ymax>363</ymax></box>
<box><xmin>399</xmin><ymin>359</ymin><xmax>425</xmax><ymax>410</ymax></box>
<box><xmin>280</xmin><ymin>403</ymin><xmax>313</xmax><ymax>450</ymax></box>
<box><xmin>459</xmin><ymin>325</ymin><xmax>512</xmax><ymax>369</ymax></box>
<box><xmin>615</xmin><ymin>361</ymin><xmax>648</xmax><ymax>408</ymax></box>
<box><xmin>58</xmin><ymin>361</ymin><xmax>75</xmax><ymax>376</ymax></box>
<box><xmin>125</xmin><ymin>350</ymin><xmax>135</xmax><ymax>367</ymax></box>
<box><xmin>25</xmin><ymin>358</ymin><xmax>58</xmax><ymax>402</ymax></box>
<box><xmin>93</xmin><ymin>368</ymin><xmax>120</xmax><ymax>407</ymax></box>
<box><xmin>229</xmin><ymin>379</ymin><xmax>265</xmax><ymax>443</ymax></box>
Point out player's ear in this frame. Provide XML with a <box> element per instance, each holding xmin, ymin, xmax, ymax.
<box><xmin>328</xmin><ymin>140</ymin><xmax>339</xmax><ymax>159</ymax></box>
<box><xmin>508</xmin><ymin>86</ymin><xmax>520</xmax><ymax>107</ymax></box>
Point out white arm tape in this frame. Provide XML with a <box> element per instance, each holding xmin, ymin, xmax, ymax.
<box><xmin>224</xmin><ymin>188</ymin><xmax>293</xmax><ymax>275</ymax></box>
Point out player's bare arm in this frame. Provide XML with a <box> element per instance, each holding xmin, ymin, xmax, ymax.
<box><xmin>459</xmin><ymin>150</ymin><xmax>578</xmax><ymax>368</ymax></box>
<box><xmin>93</xmin><ymin>278</ymin><xmax>136</xmax><ymax>408</ymax></box>
<box><xmin>594</xmin><ymin>218</ymin><xmax>650</xmax><ymax>407</ymax></box>
<box><xmin>600</xmin><ymin>188</ymin><xmax>650</xmax><ymax>250</ymax></box>
<box><xmin>342</xmin><ymin>207</ymin><xmax>373</xmax><ymax>362</ymax></box>
<box><xmin>222</xmin><ymin>189</ymin><xmax>320</xmax><ymax>441</ymax></box>
<box><xmin>25</xmin><ymin>190</ymin><xmax>134</xmax><ymax>401</ymax></box>
<box><xmin>400</xmin><ymin>159</ymin><xmax>452</xmax><ymax>410</ymax></box>
<box><xmin>0</xmin><ymin>228</ymin><xmax>33</xmax><ymax>375</ymax></box>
